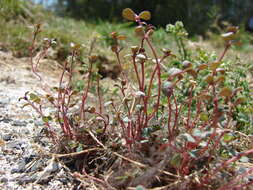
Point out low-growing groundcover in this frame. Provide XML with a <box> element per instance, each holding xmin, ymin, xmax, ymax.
<box><xmin>20</xmin><ymin>8</ymin><xmax>253</xmax><ymax>190</ymax></box>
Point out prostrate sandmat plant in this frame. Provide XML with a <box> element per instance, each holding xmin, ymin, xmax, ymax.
<box><xmin>20</xmin><ymin>8</ymin><xmax>253</xmax><ymax>190</ymax></box>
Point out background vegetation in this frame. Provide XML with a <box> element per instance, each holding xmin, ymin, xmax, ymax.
<box><xmin>54</xmin><ymin>0</ymin><xmax>253</xmax><ymax>35</ymax></box>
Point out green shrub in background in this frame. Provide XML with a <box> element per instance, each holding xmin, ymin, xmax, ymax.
<box><xmin>55</xmin><ymin>0</ymin><xmax>253</xmax><ymax>35</ymax></box>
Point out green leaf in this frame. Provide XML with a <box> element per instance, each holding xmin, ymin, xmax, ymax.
<box><xmin>182</xmin><ymin>133</ymin><xmax>195</xmax><ymax>143</ymax></box>
<box><xmin>234</xmin><ymin>97</ymin><xmax>246</xmax><ymax>105</ymax></box>
<box><xmin>200</xmin><ymin>112</ymin><xmax>209</xmax><ymax>122</ymax></box>
<box><xmin>29</xmin><ymin>93</ymin><xmax>41</xmax><ymax>103</ymax></box>
<box><xmin>192</xmin><ymin>129</ymin><xmax>202</xmax><ymax>137</ymax></box>
<box><xmin>219</xmin><ymin>87</ymin><xmax>232</xmax><ymax>97</ymax></box>
<box><xmin>223</xmin><ymin>133</ymin><xmax>234</xmax><ymax>142</ymax></box>
<box><xmin>123</xmin><ymin>117</ymin><xmax>130</xmax><ymax>123</ymax></box>
<box><xmin>68</xmin><ymin>140</ymin><xmax>78</xmax><ymax>149</ymax></box>
<box><xmin>162</xmin><ymin>81</ymin><xmax>173</xmax><ymax>97</ymax></box>
<box><xmin>76</xmin><ymin>144</ymin><xmax>83</xmax><ymax>152</ymax></box>
<box><xmin>139</xmin><ymin>11</ymin><xmax>151</xmax><ymax>20</ymax></box>
<box><xmin>170</xmin><ymin>153</ymin><xmax>182</xmax><ymax>168</ymax></box>
<box><xmin>239</xmin><ymin>156</ymin><xmax>249</xmax><ymax>163</ymax></box>
<box><xmin>199</xmin><ymin>141</ymin><xmax>207</xmax><ymax>147</ymax></box>
<box><xmin>167</xmin><ymin>68</ymin><xmax>182</xmax><ymax>76</ymax></box>
<box><xmin>42</xmin><ymin>116</ymin><xmax>52</xmax><ymax>123</ymax></box>
<box><xmin>142</xmin><ymin>128</ymin><xmax>152</xmax><ymax>137</ymax></box>
<box><xmin>209</xmin><ymin>61</ymin><xmax>221</xmax><ymax>70</ymax></box>
<box><xmin>189</xmin><ymin>150</ymin><xmax>199</xmax><ymax>158</ymax></box>
<box><xmin>34</xmin><ymin>97</ymin><xmax>41</xmax><ymax>103</ymax></box>
<box><xmin>135</xmin><ymin>185</ymin><xmax>146</xmax><ymax>190</ymax></box>
<box><xmin>122</xmin><ymin>8</ymin><xmax>135</xmax><ymax>21</ymax></box>
<box><xmin>21</xmin><ymin>103</ymin><xmax>31</xmax><ymax>108</ymax></box>
<box><xmin>29</xmin><ymin>93</ymin><xmax>38</xmax><ymax>101</ymax></box>
<box><xmin>104</xmin><ymin>101</ymin><xmax>112</xmax><ymax>107</ymax></box>
<box><xmin>205</xmin><ymin>75</ymin><xmax>214</xmax><ymax>84</ymax></box>
<box><xmin>221</xmin><ymin>32</ymin><xmax>236</xmax><ymax>41</ymax></box>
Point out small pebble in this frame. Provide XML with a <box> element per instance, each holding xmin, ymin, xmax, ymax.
<box><xmin>12</xmin><ymin>120</ymin><xmax>27</xmax><ymax>127</ymax></box>
<box><xmin>11</xmin><ymin>160</ymin><xmax>26</xmax><ymax>174</ymax></box>
<box><xmin>2</xmin><ymin>134</ymin><xmax>12</xmax><ymax>141</ymax></box>
<box><xmin>34</xmin><ymin>120</ymin><xmax>44</xmax><ymax>126</ymax></box>
<box><xmin>0</xmin><ymin>177</ymin><xmax>8</xmax><ymax>183</ymax></box>
<box><xmin>0</xmin><ymin>118</ymin><xmax>12</xmax><ymax>123</ymax></box>
<box><xmin>17</xmin><ymin>175</ymin><xmax>37</xmax><ymax>185</ymax></box>
<box><xmin>0</xmin><ymin>98</ymin><xmax>10</xmax><ymax>105</ymax></box>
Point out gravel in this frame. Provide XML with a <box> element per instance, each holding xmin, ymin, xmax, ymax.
<box><xmin>0</xmin><ymin>51</ymin><xmax>80</xmax><ymax>190</ymax></box>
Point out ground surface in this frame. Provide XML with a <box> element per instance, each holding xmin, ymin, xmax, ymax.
<box><xmin>0</xmin><ymin>51</ymin><xmax>81</xmax><ymax>190</ymax></box>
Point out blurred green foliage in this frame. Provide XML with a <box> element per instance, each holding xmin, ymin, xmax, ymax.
<box><xmin>55</xmin><ymin>0</ymin><xmax>253</xmax><ymax>35</ymax></box>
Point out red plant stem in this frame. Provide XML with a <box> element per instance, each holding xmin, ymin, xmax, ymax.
<box><xmin>97</xmin><ymin>77</ymin><xmax>102</xmax><ymax>114</ymax></box>
<box><xmin>65</xmin><ymin>90</ymin><xmax>72</xmax><ymax>111</ymax></box>
<box><xmin>135</xmin><ymin>112</ymin><xmax>142</xmax><ymax>139</ymax></box>
<box><xmin>198</xmin><ymin>97</ymin><xmax>219</xmax><ymax>156</ymax></box>
<box><xmin>120</xmin><ymin>87</ymin><xmax>131</xmax><ymax>116</ymax></box>
<box><xmin>132</xmin><ymin>55</ymin><xmax>142</xmax><ymax>89</ymax></box>
<box><xmin>62</xmin><ymin>113</ymin><xmax>72</xmax><ymax>138</ymax></box>
<box><xmin>218</xmin><ymin>42</ymin><xmax>231</xmax><ymax>62</ymax></box>
<box><xmin>131</xmin><ymin>121</ymin><xmax>137</xmax><ymax>140</ymax></box>
<box><xmin>144</xmin><ymin>62</ymin><xmax>157</xmax><ymax>126</ymax></box>
<box><xmin>146</xmin><ymin>54</ymin><xmax>167</xmax><ymax>99</ymax></box>
<box><xmin>88</xmin><ymin>37</ymin><xmax>97</xmax><ymax>56</ymax></box>
<box><xmin>67</xmin><ymin>50</ymin><xmax>75</xmax><ymax>89</ymax></box>
<box><xmin>211</xmin><ymin>106</ymin><xmax>234</xmax><ymax>151</ymax></box>
<box><xmin>137</xmin><ymin>112</ymin><xmax>144</xmax><ymax>138</ymax></box>
<box><xmin>61</xmin><ymin>55</ymin><xmax>74</xmax><ymax>135</ymax></box>
<box><xmin>57</xmin><ymin>61</ymin><xmax>68</xmax><ymax>133</ymax></box>
<box><xmin>30</xmin><ymin>51</ymin><xmax>42</xmax><ymax>81</ymax></box>
<box><xmin>167</xmin><ymin>97</ymin><xmax>172</xmax><ymax>137</ymax></box>
<box><xmin>143</xmin><ymin>54</ymin><xmax>166</xmax><ymax>122</ymax></box>
<box><xmin>200</xmin><ymin>81</ymin><xmax>218</xmax><ymax>151</ymax></box>
<box><xmin>191</xmin><ymin>99</ymin><xmax>202</xmax><ymax>128</ymax></box>
<box><xmin>29</xmin><ymin>27</ymin><xmax>42</xmax><ymax>81</ymax></box>
<box><xmin>93</xmin><ymin>111</ymin><xmax>108</xmax><ymax>133</ymax></box>
<box><xmin>118</xmin><ymin>117</ymin><xmax>128</xmax><ymax>142</ymax></box>
<box><xmin>179</xmin><ymin>152</ymin><xmax>190</xmax><ymax>175</ymax></box>
<box><xmin>145</xmin><ymin>37</ymin><xmax>161</xmax><ymax>125</ymax></box>
<box><xmin>80</xmin><ymin>61</ymin><xmax>93</xmax><ymax>121</ymax></box>
<box><xmin>138</xmin><ymin>59</ymin><xmax>147</xmax><ymax>133</ymax></box>
<box><xmin>110</xmin><ymin>102</ymin><xmax>117</xmax><ymax>113</ymax></box>
<box><xmin>172</xmin><ymin>95</ymin><xmax>180</xmax><ymax>134</ymax></box>
<box><xmin>24</xmin><ymin>98</ymin><xmax>58</xmax><ymax>144</ymax></box>
<box><xmin>141</xmin><ymin>62</ymin><xmax>145</xmax><ymax>91</ymax></box>
<box><xmin>115</xmin><ymin>50</ymin><xmax>122</xmax><ymax>68</ymax></box>
<box><xmin>35</xmin><ymin>42</ymin><xmax>50</xmax><ymax>70</ymax></box>
<box><xmin>61</xmin><ymin>87</ymin><xmax>72</xmax><ymax>138</ymax></box>
<box><xmin>127</xmin><ymin>122</ymin><xmax>132</xmax><ymax>143</ymax></box>
<box><xmin>115</xmin><ymin>51</ymin><xmax>128</xmax><ymax>82</ymax></box>
<box><xmin>186</xmin><ymin>86</ymin><xmax>194</xmax><ymax>130</ymax></box>
<box><xmin>140</xmin><ymin>38</ymin><xmax>145</xmax><ymax>50</ymax></box>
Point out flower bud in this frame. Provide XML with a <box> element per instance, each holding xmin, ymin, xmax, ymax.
<box><xmin>131</xmin><ymin>46</ymin><xmax>139</xmax><ymax>54</ymax></box>
<box><xmin>135</xmin><ymin>26</ymin><xmax>145</xmax><ymax>37</ymax></box>
<box><xmin>162</xmin><ymin>81</ymin><xmax>174</xmax><ymax>97</ymax></box>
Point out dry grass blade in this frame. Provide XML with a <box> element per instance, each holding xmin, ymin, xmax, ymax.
<box><xmin>52</xmin><ymin>148</ymin><xmax>103</xmax><ymax>158</ymax></box>
<box><xmin>112</xmin><ymin>151</ymin><xmax>178</xmax><ymax>178</ymax></box>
